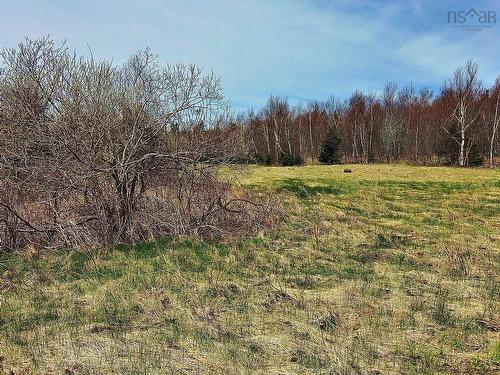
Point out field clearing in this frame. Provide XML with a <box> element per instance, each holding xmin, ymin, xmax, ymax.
<box><xmin>1</xmin><ymin>164</ymin><xmax>499</xmax><ymax>374</ymax></box>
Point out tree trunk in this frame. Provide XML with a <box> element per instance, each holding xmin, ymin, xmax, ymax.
<box><xmin>112</xmin><ymin>170</ymin><xmax>138</xmax><ymax>241</ymax></box>
<box><xmin>273</xmin><ymin>116</ymin><xmax>281</xmax><ymax>163</ymax></box>
<box><xmin>490</xmin><ymin>136</ymin><xmax>495</xmax><ymax>168</ymax></box>
<box><xmin>490</xmin><ymin>94</ymin><xmax>499</xmax><ymax>168</ymax></box>
<box><xmin>415</xmin><ymin>122</ymin><xmax>419</xmax><ymax>162</ymax></box>
<box><xmin>298</xmin><ymin>118</ymin><xmax>303</xmax><ymax>159</ymax></box>
<box><xmin>459</xmin><ymin>127</ymin><xmax>465</xmax><ymax>167</ymax></box>
<box><xmin>308</xmin><ymin>113</ymin><xmax>313</xmax><ymax>160</ymax></box>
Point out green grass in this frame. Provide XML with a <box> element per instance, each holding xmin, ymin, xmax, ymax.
<box><xmin>1</xmin><ymin>164</ymin><xmax>499</xmax><ymax>374</ymax></box>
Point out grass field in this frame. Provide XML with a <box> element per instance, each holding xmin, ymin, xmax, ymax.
<box><xmin>1</xmin><ymin>164</ymin><xmax>499</xmax><ymax>374</ymax></box>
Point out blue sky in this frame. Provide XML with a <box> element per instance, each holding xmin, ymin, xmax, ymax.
<box><xmin>0</xmin><ymin>0</ymin><xmax>498</xmax><ymax>111</ymax></box>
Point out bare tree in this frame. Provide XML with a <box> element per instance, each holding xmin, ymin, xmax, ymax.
<box><xmin>484</xmin><ymin>78</ymin><xmax>500</xmax><ymax>167</ymax></box>
<box><xmin>262</xmin><ymin>96</ymin><xmax>289</xmax><ymax>163</ymax></box>
<box><xmin>444</xmin><ymin>61</ymin><xmax>483</xmax><ymax>166</ymax></box>
<box><xmin>0</xmin><ymin>37</ymin><xmax>272</xmax><ymax>252</ymax></box>
<box><xmin>414</xmin><ymin>88</ymin><xmax>432</xmax><ymax>162</ymax></box>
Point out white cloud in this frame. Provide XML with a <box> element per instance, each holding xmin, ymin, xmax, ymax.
<box><xmin>0</xmin><ymin>0</ymin><xmax>498</xmax><ymax>110</ymax></box>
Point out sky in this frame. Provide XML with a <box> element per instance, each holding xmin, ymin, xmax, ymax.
<box><xmin>0</xmin><ymin>0</ymin><xmax>498</xmax><ymax>111</ymax></box>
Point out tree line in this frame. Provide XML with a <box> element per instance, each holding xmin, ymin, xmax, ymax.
<box><xmin>236</xmin><ymin>61</ymin><xmax>499</xmax><ymax>167</ymax></box>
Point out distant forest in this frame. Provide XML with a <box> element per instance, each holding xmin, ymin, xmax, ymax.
<box><xmin>232</xmin><ymin>61</ymin><xmax>499</xmax><ymax>167</ymax></box>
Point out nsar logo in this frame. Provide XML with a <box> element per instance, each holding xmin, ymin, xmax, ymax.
<box><xmin>448</xmin><ymin>8</ymin><xmax>496</xmax><ymax>31</ymax></box>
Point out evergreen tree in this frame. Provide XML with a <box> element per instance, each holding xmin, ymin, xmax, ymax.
<box><xmin>467</xmin><ymin>144</ymin><xmax>484</xmax><ymax>167</ymax></box>
<box><xmin>319</xmin><ymin>125</ymin><xmax>342</xmax><ymax>164</ymax></box>
<box><xmin>437</xmin><ymin>122</ymin><xmax>460</xmax><ymax>166</ymax></box>
<box><xmin>279</xmin><ymin>152</ymin><xmax>303</xmax><ymax>166</ymax></box>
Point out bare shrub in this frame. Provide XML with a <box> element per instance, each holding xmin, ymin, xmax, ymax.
<box><xmin>137</xmin><ymin>169</ymin><xmax>280</xmax><ymax>240</ymax></box>
<box><xmin>0</xmin><ymin>37</ymin><xmax>275</xmax><ymax>251</ymax></box>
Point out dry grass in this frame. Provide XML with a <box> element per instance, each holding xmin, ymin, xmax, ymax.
<box><xmin>1</xmin><ymin>164</ymin><xmax>499</xmax><ymax>374</ymax></box>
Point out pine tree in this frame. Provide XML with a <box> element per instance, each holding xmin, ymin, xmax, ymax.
<box><xmin>467</xmin><ymin>144</ymin><xmax>484</xmax><ymax>167</ymax></box>
<box><xmin>437</xmin><ymin>122</ymin><xmax>459</xmax><ymax>166</ymax></box>
<box><xmin>319</xmin><ymin>125</ymin><xmax>342</xmax><ymax>164</ymax></box>
<box><xmin>279</xmin><ymin>152</ymin><xmax>303</xmax><ymax>166</ymax></box>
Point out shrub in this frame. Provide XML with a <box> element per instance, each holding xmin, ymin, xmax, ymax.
<box><xmin>0</xmin><ymin>37</ymin><xmax>275</xmax><ymax>252</ymax></box>
<box><xmin>437</xmin><ymin>122</ymin><xmax>459</xmax><ymax>166</ymax></box>
<box><xmin>279</xmin><ymin>153</ymin><xmax>303</xmax><ymax>166</ymax></box>
<box><xmin>467</xmin><ymin>144</ymin><xmax>484</xmax><ymax>167</ymax></box>
<box><xmin>255</xmin><ymin>153</ymin><xmax>272</xmax><ymax>165</ymax></box>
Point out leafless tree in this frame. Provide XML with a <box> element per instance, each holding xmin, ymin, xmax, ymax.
<box><xmin>484</xmin><ymin>78</ymin><xmax>500</xmax><ymax>167</ymax></box>
<box><xmin>444</xmin><ymin>61</ymin><xmax>483</xmax><ymax>166</ymax></box>
<box><xmin>0</xmin><ymin>37</ymin><xmax>273</xmax><ymax>252</ymax></box>
<box><xmin>413</xmin><ymin>88</ymin><xmax>432</xmax><ymax>162</ymax></box>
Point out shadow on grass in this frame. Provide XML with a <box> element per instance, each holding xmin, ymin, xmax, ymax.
<box><xmin>279</xmin><ymin>178</ymin><xmax>352</xmax><ymax>198</ymax></box>
<box><xmin>279</xmin><ymin>178</ymin><xmax>481</xmax><ymax>200</ymax></box>
<box><xmin>361</xmin><ymin>180</ymin><xmax>479</xmax><ymax>194</ymax></box>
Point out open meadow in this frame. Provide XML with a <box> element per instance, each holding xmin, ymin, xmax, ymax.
<box><xmin>1</xmin><ymin>164</ymin><xmax>499</xmax><ymax>374</ymax></box>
